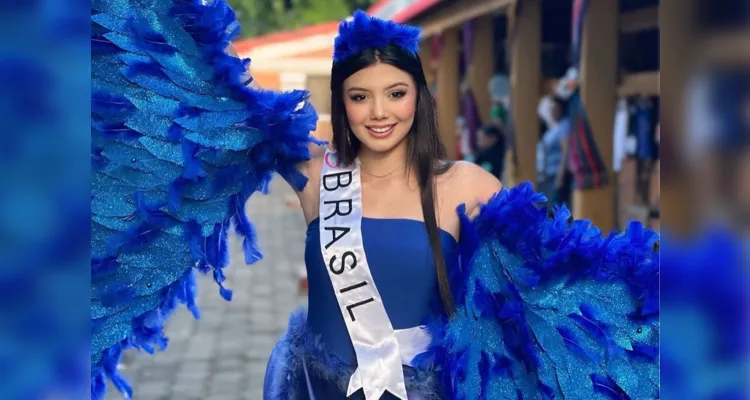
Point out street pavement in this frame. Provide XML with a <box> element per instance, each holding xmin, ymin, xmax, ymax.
<box><xmin>106</xmin><ymin>178</ymin><xmax>307</xmax><ymax>400</ymax></box>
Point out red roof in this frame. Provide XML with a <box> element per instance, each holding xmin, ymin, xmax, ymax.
<box><xmin>233</xmin><ymin>21</ymin><xmax>340</xmax><ymax>54</ymax></box>
<box><xmin>367</xmin><ymin>0</ymin><xmax>389</xmax><ymax>14</ymax></box>
<box><xmin>393</xmin><ymin>0</ymin><xmax>441</xmax><ymax>23</ymax></box>
<box><xmin>367</xmin><ymin>0</ymin><xmax>442</xmax><ymax>23</ymax></box>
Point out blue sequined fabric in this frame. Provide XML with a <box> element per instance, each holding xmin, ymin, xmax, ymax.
<box><xmin>90</xmin><ymin>0</ymin><xmax>318</xmax><ymax>398</ymax></box>
<box><xmin>440</xmin><ymin>183</ymin><xmax>660</xmax><ymax>399</ymax></box>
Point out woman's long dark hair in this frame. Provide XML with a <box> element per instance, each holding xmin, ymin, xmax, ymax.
<box><xmin>330</xmin><ymin>44</ymin><xmax>456</xmax><ymax>316</ymax></box>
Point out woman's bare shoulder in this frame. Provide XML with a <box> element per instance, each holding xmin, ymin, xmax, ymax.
<box><xmin>440</xmin><ymin>160</ymin><xmax>503</xmax><ymax>217</ymax></box>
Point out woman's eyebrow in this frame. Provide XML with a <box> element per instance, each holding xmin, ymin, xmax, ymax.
<box><xmin>346</xmin><ymin>82</ymin><xmax>410</xmax><ymax>92</ymax></box>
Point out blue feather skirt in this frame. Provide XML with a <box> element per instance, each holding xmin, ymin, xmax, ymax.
<box><xmin>263</xmin><ymin>308</ymin><xmax>446</xmax><ymax>400</ymax></box>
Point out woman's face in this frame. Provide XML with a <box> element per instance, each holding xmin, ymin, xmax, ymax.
<box><xmin>343</xmin><ymin>63</ymin><xmax>417</xmax><ymax>154</ymax></box>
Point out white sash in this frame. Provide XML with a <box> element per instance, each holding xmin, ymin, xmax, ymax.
<box><xmin>318</xmin><ymin>149</ymin><xmax>429</xmax><ymax>400</ymax></box>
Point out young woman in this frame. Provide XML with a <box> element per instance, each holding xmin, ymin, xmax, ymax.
<box><xmin>91</xmin><ymin>4</ymin><xmax>659</xmax><ymax>400</ymax></box>
<box><xmin>263</xmin><ymin>13</ymin><xmax>499</xmax><ymax>399</ymax></box>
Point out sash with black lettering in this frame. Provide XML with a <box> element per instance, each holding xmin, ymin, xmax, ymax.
<box><xmin>318</xmin><ymin>149</ymin><xmax>408</xmax><ymax>400</ymax></box>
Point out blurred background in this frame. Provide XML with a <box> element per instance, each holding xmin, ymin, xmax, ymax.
<box><xmin>233</xmin><ymin>0</ymin><xmax>666</xmax><ymax>234</ymax></box>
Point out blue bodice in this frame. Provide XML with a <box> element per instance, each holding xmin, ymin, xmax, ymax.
<box><xmin>304</xmin><ymin>217</ymin><xmax>458</xmax><ymax>364</ymax></box>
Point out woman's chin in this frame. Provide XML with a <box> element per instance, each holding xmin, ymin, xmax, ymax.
<box><xmin>354</xmin><ymin>131</ymin><xmax>408</xmax><ymax>154</ymax></box>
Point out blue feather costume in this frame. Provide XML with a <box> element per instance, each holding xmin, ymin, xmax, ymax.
<box><xmin>90</xmin><ymin>0</ymin><xmax>318</xmax><ymax>398</ymax></box>
<box><xmin>438</xmin><ymin>186</ymin><xmax>659</xmax><ymax>399</ymax></box>
<box><xmin>91</xmin><ymin>4</ymin><xmax>659</xmax><ymax>399</ymax></box>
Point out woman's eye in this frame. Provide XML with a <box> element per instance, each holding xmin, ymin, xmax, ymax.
<box><xmin>349</xmin><ymin>94</ymin><xmax>367</xmax><ymax>102</ymax></box>
<box><xmin>390</xmin><ymin>91</ymin><xmax>406</xmax><ymax>99</ymax></box>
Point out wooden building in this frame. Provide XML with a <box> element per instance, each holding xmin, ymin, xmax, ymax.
<box><xmin>236</xmin><ymin>0</ymin><xmax>748</xmax><ymax>232</ymax></box>
<box><xmin>382</xmin><ymin>0</ymin><xmax>663</xmax><ymax>232</ymax></box>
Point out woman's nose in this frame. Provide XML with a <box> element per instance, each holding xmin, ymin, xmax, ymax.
<box><xmin>370</xmin><ymin>97</ymin><xmax>387</xmax><ymax>120</ymax></box>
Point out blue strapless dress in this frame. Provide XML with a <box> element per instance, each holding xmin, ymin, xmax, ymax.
<box><xmin>265</xmin><ymin>217</ymin><xmax>457</xmax><ymax>400</ymax></box>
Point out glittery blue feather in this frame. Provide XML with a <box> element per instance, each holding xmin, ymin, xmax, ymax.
<box><xmin>122</xmin><ymin>60</ymin><xmax>170</xmax><ymax>81</ymax></box>
<box><xmin>333</xmin><ymin>10</ymin><xmax>421</xmax><ymax>62</ymax></box>
<box><xmin>591</xmin><ymin>373</ymin><xmax>631</xmax><ymax>400</ymax></box>
<box><xmin>125</xmin><ymin>18</ymin><xmax>177</xmax><ymax>55</ymax></box>
<box><xmin>440</xmin><ymin>182</ymin><xmax>660</xmax><ymax>399</ymax></box>
<box><xmin>555</xmin><ymin>326</ymin><xmax>600</xmax><ymax>364</ymax></box>
<box><xmin>91</xmin><ymin>256</ymin><xmax>120</xmax><ymax>278</ymax></box>
<box><xmin>90</xmin><ymin>0</ymin><xmax>318</xmax><ymax>398</ymax></box>
<box><xmin>91</xmin><ymin>90</ymin><xmax>134</xmax><ymax>115</ymax></box>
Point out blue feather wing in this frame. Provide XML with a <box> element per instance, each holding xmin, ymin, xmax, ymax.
<box><xmin>90</xmin><ymin>1</ymin><xmax>319</xmax><ymax>398</ymax></box>
<box><xmin>443</xmin><ymin>183</ymin><xmax>659</xmax><ymax>400</ymax></box>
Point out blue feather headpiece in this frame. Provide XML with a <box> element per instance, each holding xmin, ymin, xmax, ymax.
<box><xmin>333</xmin><ymin>10</ymin><xmax>421</xmax><ymax>63</ymax></box>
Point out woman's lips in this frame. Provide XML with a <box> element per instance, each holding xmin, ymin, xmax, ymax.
<box><xmin>366</xmin><ymin>124</ymin><xmax>396</xmax><ymax>138</ymax></box>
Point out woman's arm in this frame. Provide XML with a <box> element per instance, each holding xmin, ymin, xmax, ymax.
<box><xmin>455</xmin><ymin>161</ymin><xmax>503</xmax><ymax>219</ymax></box>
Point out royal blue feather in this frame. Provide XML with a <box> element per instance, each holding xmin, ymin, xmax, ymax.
<box><xmin>90</xmin><ymin>0</ymin><xmax>318</xmax><ymax>398</ymax></box>
<box><xmin>92</xmin><ymin>32</ymin><xmax>121</xmax><ymax>53</ymax></box>
<box><xmin>538</xmin><ymin>382</ymin><xmax>556</xmax><ymax>400</ymax></box>
<box><xmin>627</xmin><ymin>343</ymin><xmax>658</xmax><ymax>362</ymax></box>
<box><xmin>125</xmin><ymin>18</ymin><xmax>176</xmax><ymax>55</ymax></box>
<box><xmin>229</xmin><ymin>193</ymin><xmax>262</xmax><ymax>264</ymax></box>
<box><xmin>99</xmin><ymin>285</ymin><xmax>137</xmax><ymax>308</ymax></box>
<box><xmin>91</xmin><ymin>90</ymin><xmax>134</xmax><ymax>115</ymax></box>
<box><xmin>591</xmin><ymin>373</ymin><xmax>631</xmax><ymax>400</ymax></box>
<box><xmin>167</xmin><ymin>122</ymin><xmax>184</xmax><ymax>142</ymax></box>
<box><xmin>568</xmin><ymin>304</ymin><xmax>615</xmax><ymax>354</ymax></box>
<box><xmin>439</xmin><ymin>182</ymin><xmax>659</xmax><ymax>399</ymax></box>
<box><xmin>123</xmin><ymin>60</ymin><xmax>170</xmax><ymax>81</ymax></box>
<box><xmin>181</xmin><ymin>141</ymin><xmax>207</xmax><ymax>180</ymax></box>
<box><xmin>91</xmin><ymin>256</ymin><xmax>120</xmax><ymax>278</ymax></box>
<box><xmin>478</xmin><ymin>351</ymin><xmax>491</xmax><ymax>399</ymax></box>
<box><xmin>471</xmin><ymin>280</ymin><xmax>499</xmax><ymax>317</ymax></box>
<box><xmin>555</xmin><ymin>326</ymin><xmax>599</xmax><ymax>363</ymax></box>
<box><xmin>333</xmin><ymin>10</ymin><xmax>421</xmax><ymax>62</ymax></box>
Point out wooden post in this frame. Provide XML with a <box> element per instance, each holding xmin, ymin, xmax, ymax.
<box><xmin>470</xmin><ymin>15</ymin><xmax>495</xmax><ymax>126</ymax></box>
<box><xmin>573</xmin><ymin>0</ymin><xmax>618</xmax><ymax>232</ymax></box>
<box><xmin>420</xmin><ymin>38</ymin><xmax>436</xmax><ymax>87</ymax></box>
<box><xmin>660</xmin><ymin>0</ymin><xmax>694</xmax><ymax>234</ymax></box>
<box><xmin>437</xmin><ymin>28</ymin><xmax>460</xmax><ymax>160</ymax></box>
<box><xmin>508</xmin><ymin>0</ymin><xmax>541</xmax><ymax>186</ymax></box>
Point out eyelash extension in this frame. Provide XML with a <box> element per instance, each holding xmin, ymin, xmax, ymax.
<box><xmin>349</xmin><ymin>90</ymin><xmax>406</xmax><ymax>102</ymax></box>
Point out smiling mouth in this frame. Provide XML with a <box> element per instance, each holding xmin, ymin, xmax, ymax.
<box><xmin>366</xmin><ymin>124</ymin><xmax>396</xmax><ymax>137</ymax></box>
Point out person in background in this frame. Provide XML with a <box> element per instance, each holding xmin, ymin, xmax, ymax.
<box><xmin>488</xmin><ymin>75</ymin><xmax>514</xmax><ymax>184</ymax></box>
<box><xmin>488</xmin><ymin>74</ymin><xmax>510</xmax><ymax>127</ymax></box>
<box><xmin>455</xmin><ymin>116</ymin><xmax>474</xmax><ymax>161</ymax></box>
<box><xmin>537</xmin><ymin>96</ymin><xmax>572</xmax><ymax>208</ymax></box>
<box><xmin>474</xmin><ymin>124</ymin><xmax>506</xmax><ymax>179</ymax></box>
<box><xmin>535</xmin><ymin>117</ymin><xmax>549</xmax><ymax>187</ymax></box>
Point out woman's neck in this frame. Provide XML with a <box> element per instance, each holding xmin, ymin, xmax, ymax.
<box><xmin>358</xmin><ymin>140</ymin><xmax>409</xmax><ymax>178</ymax></box>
